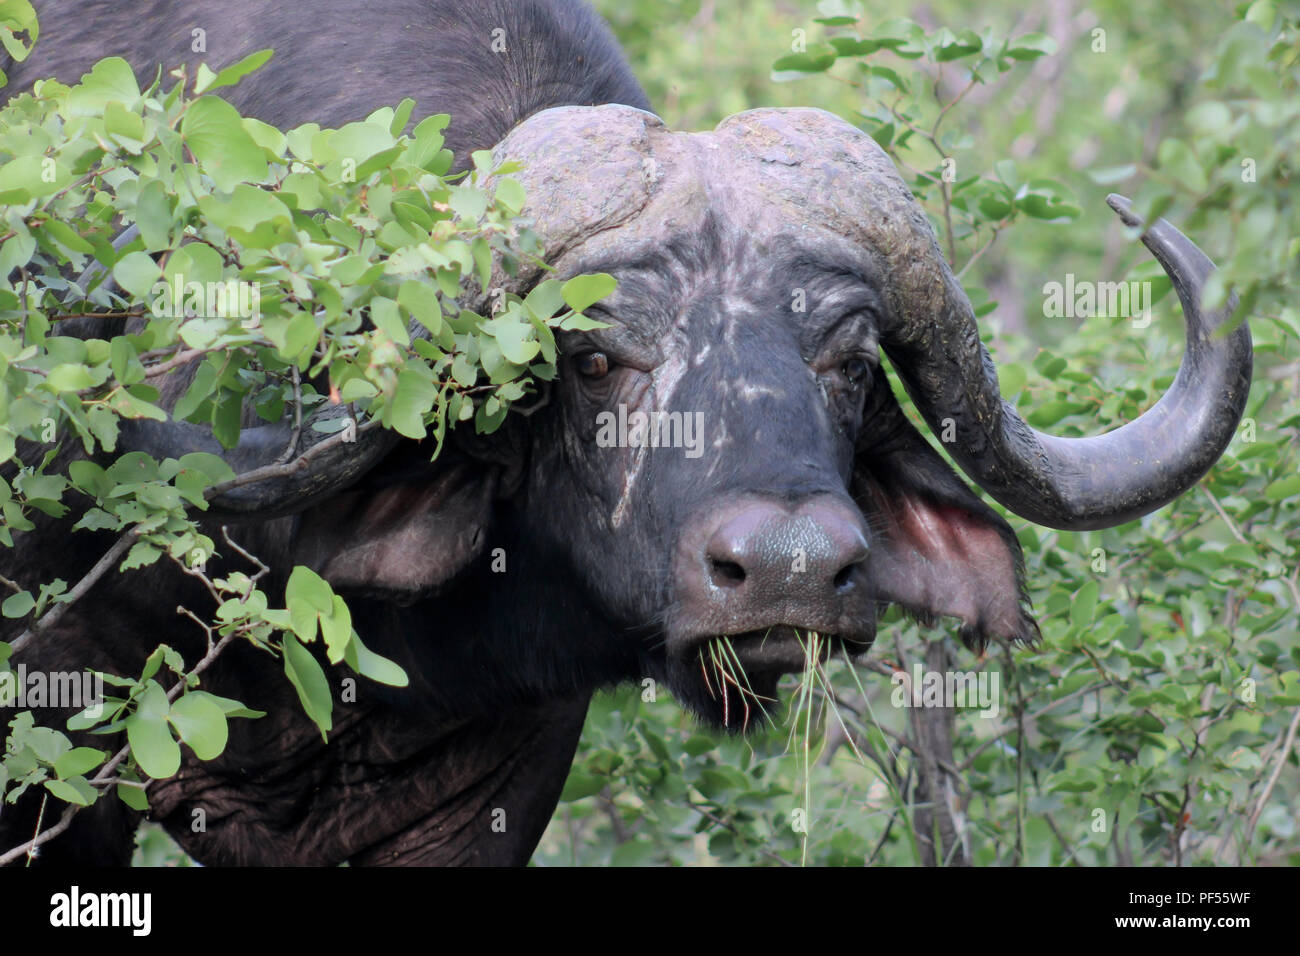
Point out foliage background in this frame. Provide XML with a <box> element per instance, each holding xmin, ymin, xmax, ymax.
<box><xmin>529</xmin><ymin>0</ymin><xmax>1300</xmax><ymax>866</ymax></box>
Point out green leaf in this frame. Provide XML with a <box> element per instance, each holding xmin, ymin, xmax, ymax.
<box><xmin>282</xmin><ymin>311</ymin><xmax>321</xmax><ymax>362</ymax></box>
<box><xmin>1050</xmin><ymin>772</ymin><xmax>1097</xmax><ymax>793</ymax></box>
<box><xmin>1263</xmin><ymin>474</ymin><xmax>1300</xmax><ymax>502</ymax></box>
<box><xmin>53</xmin><ymin>746</ymin><xmax>105</xmax><ymax>779</ymax></box>
<box><xmin>185</xmin><ymin>691</ymin><xmax>265</xmax><ymax>720</ymax></box>
<box><xmin>2</xmin><ymin>591</ymin><xmax>35</xmax><ymax>619</ymax></box>
<box><xmin>404</xmin><ymin>113</ymin><xmax>450</xmax><ymax>169</ymax></box>
<box><xmin>398</xmin><ymin>280</ymin><xmax>442</xmax><ymax>336</ymax></box>
<box><xmin>389</xmin><ymin>369</ymin><xmax>437</xmax><ymax>439</ymax></box>
<box><xmin>339</xmin><ymin>378</ymin><xmax>378</xmax><ymax>402</ymax></box>
<box><xmin>487</xmin><ymin>317</ymin><xmax>540</xmax><ymax>365</ymax></box>
<box><xmin>168</xmin><ymin>693</ymin><xmax>229</xmax><ymax>760</ymax></box>
<box><xmin>870</xmin><ymin>18</ymin><xmax>926</xmax><ymax>58</ymax></box>
<box><xmin>1015</xmin><ymin>180</ymin><xmax>1081</xmax><ymax>221</ymax></box>
<box><xmin>933</xmin><ymin>27</ymin><xmax>982</xmax><ymax>61</ymax></box>
<box><xmin>45</xmin><ymin>363</ymin><xmax>97</xmax><ymax>392</ymax></box>
<box><xmin>0</xmin><ymin>0</ymin><xmax>38</xmax><ymax>62</ymax></box>
<box><xmin>560</xmin><ymin>273</ymin><xmax>617</xmax><ymax>313</ymax></box>
<box><xmin>370</xmin><ymin>297</ymin><xmax>409</xmax><ymax>346</ymax></box>
<box><xmin>320</xmin><ymin>594</ymin><xmax>352</xmax><ymax>665</ymax></box>
<box><xmin>181</xmin><ymin>96</ymin><xmax>269</xmax><ymax>191</ymax></box>
<box><xmin>197</xmin><ymin>48</ymin><xmax>273</xmax><ymax>94</ymax></box>
<box><xmin>140</xmin><ymin>644</ymin><xmax>182</xmax><ymax>682</ymax></box>
<box><xmin>105</xmin><ymin>386</ymin><xmax>165</xmax><ymax>422</ymax></box>
<box><xmin>683</xmin><ymin>735</ymin><xmax>716</xmax><ymax>757</ymax></box>
<box><xmin>343</xmin><ymin>629</ymin><xmax>409</xmax><ymax>687</ymax></box>
<box><xmin>610</xmin><ymin>837</ymin><xmax>658</xmax><ymax>866</ymax></box>
<box><xmin>126</xmin><ymin>681</ymin><xmax>181</xmax><ymax>779</ymax></box>
<box><xmin>45</xmin><ymin>777</ymin><xmax>96</xmax><ymax>806</ymax></box>
<box><xmin>116</xmin><ymin>782</ymin><xmax>149</xmax><ymax>811</ymax></box>
<box><xmin>69</xmin><ymin>459</ymin><xmax>111</xmax><ymax>497</ymax></box>
<box><xmin>112</xmin><ymin>251</ymin><xmax>163</xmax><ymax>299</ymax></box>
<box><xmin>448</xmin><ymin>184</ymin><xmax>487</xmax><ymax>220</ymax></box>
<box><xmin>39</xmin><ymin>219</ymin><xmax>94</xmax><ymax>256</ymax></box>
<box><xmin>771</xmin><ymin>42</ymin><xmax>838</xmax><ymax>77</ymax></box>
<box><xmin>472</xmin><ymin>237</ymin><xmax>492</xmax><ymax>289</ymax></box>
<box><xmin>103</xmin><ymin>100</ymin><xmax>145</xmax><ymax>147</ymax></box>
<box><xmin>1004</xmin><ymin>32</ymin><xmax>1058</xmax><ymax>60</ymax></box>
<box><xmin>1087</xmin><ymin>164</ymin><xmax>1137</xmax><ymax>186</ymax></box>
<box><xmin>282</xmin><ymin>634</ymin><xmax>333</xmax><ymax>740</ymax></box>
<box><xmin>197</xmin><ymin>183</ymin><xmax>292</xmax><ymax>242</ymax></box>
<box><xmin>1070</xmin><ymin>580</ymin><xmax>1099</xmax><ymax>630</ymax></box>
<box><xmin>0</xmin><ymin>231</ymin><xmax>37</xmax><ymax>275</ymax></box>
<box><xmin>66</xmin><ymin>57</ymin><xmax>141</xmax><ymax>115</ymax></box>
<box><xmin>813</xmin><ymin>0</ymin><xmax>863</xmax><ymax>25</ymax></box>
<box><xmin>286</xmin><ymin>564</ymin><xmax>332</xmax><ymax>642</ymax></box>
<box><xmin>997</xmin><ymin>361</ymin><xmax>1028</xmax><ymax>396</ymax></box>
<box><xmin>827</xmin><ymin>37</ymin><xmax>880</xmax><ymax>56</ymax></box>
<box><xmin>559</xmin><ymin>772</ymin><xmax>605</xmax><ymax>802</ymax></box>
<box><xmin>210</xmin><ymin>391</ymin><xmax>243</xmax><ymax>449</ymax></box>
<box><xmin>389</xmin><ymin>97</ymin><xmax>416</xmax><ymax>137</ymax></box>
<box><xmin>110</xmin><ymin>336</ymin><xmax>145</xmax><ymax>386</ymax></box>
<box><xmin>175</xmin><ymin>451</ymin><xmax>237</xmax><ymax>485</ymax></box>
<box><xmin>0</xmin><ymin>155</ymin><xmax>67</xmax><ymax>202</ymax></box>
<box><xmin>495</xmin><ymin>177</ymin><xmax>526</xmax><ymax>213</ymax></box>
<box><xmin>120</xmin><ymin>540</ymin><xmax>162</xmax><ymax>571</ymax></box>
<box><xmin>524</xmin><ymin>280</ymin><xmax>565</xmax><ymax>320</ymax></box>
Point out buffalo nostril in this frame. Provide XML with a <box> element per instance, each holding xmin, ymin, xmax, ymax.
<box><xmin>709</xmin><ymin>558</ymin><xmax>746</xmax><ymax>588</ymax></box>
<box><xmin>832</xmin><ymin>560</ymin><xmax>860</xmax><ymax>593</ymax></box>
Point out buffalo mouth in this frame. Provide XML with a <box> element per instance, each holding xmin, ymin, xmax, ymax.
<box><xmin>673</xmin><ymin>626</ymin><xmax>875</xmax><ymax>730</ymax></box>
<box><xmin>689</xmin><ymin>626</ymin><xmax>871</xmax><ymax>674</ymax></box>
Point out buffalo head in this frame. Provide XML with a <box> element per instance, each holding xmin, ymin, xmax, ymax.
<box><xmin>119</xmin><ymin>105</ymin><xmax>1252</xmax><ymax>729</ymax></box>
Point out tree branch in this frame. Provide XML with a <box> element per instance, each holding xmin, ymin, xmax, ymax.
<box><xmin>7</xmin><ymin>532</ymin><xmax>136</xmax><ymax>657</ymax></box>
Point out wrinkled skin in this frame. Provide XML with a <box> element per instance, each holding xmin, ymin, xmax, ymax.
<box><xmin>490</xmin><ymin>105</ymin><xmax>1039</xmax><ymax>723</ymax></box>
<box><xmin>0</xmin><ymin>0</ymin><xmax>1250</xmax><ymax>866</ymax></box>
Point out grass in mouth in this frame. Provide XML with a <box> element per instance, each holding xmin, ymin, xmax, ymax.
<box><xmin>697</xmin><ymin>630</ymin><xmax>911</xmax><ymax>866</ymax></box>
<box><xmin>787</xmin><ymin>631</ymin><xmax>895</xmax><ymax>866</ymax></box>
<box><xmin>701</xmin><ymin>634</ymin><xmax>774</xmax><ymax>731</ymax></box>
<box><xmin>789</xmin><ymin>631</ymin><xmax>823</xmax><ymax>867</ymax></box>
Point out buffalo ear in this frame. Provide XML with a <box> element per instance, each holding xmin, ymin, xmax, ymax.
<box><xmin>853</xmin><ymin>385</ymin><xmax>1039</xmax><ymax>650</ymax></box>
<box><xmin>291</xmin><ymin>447</ymin><xmax>497</xmax><ymax>601</ymax></box>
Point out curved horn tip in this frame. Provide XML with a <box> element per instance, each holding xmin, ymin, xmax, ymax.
<box><xmin>1105</xmin><ymin>193</ymin><xmax>1141</xmax><ymax>228</ymax></box>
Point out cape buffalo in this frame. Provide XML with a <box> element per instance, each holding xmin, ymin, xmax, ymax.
<box><xmin>0</xmin><ymin>0</ymin><xmax>1252</xmax><ymax>865</ymax></box>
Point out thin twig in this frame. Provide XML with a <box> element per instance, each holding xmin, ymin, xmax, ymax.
<box><xmin>956</xmin><ymin>222</ymin><xmax>1005</xmax><ymax>279</ymax></box>
<box><xmin>1200</xmin><ymin>486</ymin><xmax>1248</xmax><ymax>545</ymax></box>
<box><xmin>1242</xmin><ymin>705</ymin><xmax>1300</xmax><ymax>852</ymax></box>
<box><xmin>204</xmin><ymin>419</ymin><xmax>382</xmax><ymax>498</ymax></box>
<box><xmin>932</xmin><ymin>75</ymin><xmax>979</xmax><ymax>137</ymax></box>
<box><xmin>8</xmin><ymin>532</ymin><xmax>136</xmax><ymax>656</ymax></box>
<box><xmin>143</xmin><ymin>346</ymin><xmax>218</xmax><ymax>379</ymax></box>
<box><xmin>275</xmin><ymin>366</ymin><xmax>304</xmax><ymax>465</ymax></box>
<box><xmin>1283</xmin><ymin>566</ymin><xmax>1300</xmax><ymax>612</ymax></box>
<box><xmin>221</xmin><ymin>526</ymin><xmax>271</xmax><ymax>583</ymax></box>
<box><xmin>1115</xmin><ymin>517</ymin><xmax>1212</xmax><ymax>572</ymax></box>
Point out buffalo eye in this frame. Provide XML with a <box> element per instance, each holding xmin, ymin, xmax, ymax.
<box><xmin>576</xmin><ymin>351</ymin><xmax>611</xmax><ymax>379</ymax></box>
<box><xmin>842</xmin><ymin>356</ymin><xmax>871</xmax><ymax>386</ymax></box>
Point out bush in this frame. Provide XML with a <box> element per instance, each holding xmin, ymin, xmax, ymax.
<box><xmin>0</xmin><ymin>42</ymin><xmax>613</xmax><ymax>862</ymax></box>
